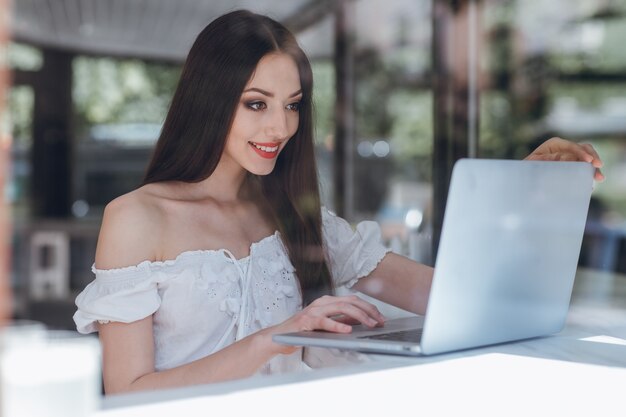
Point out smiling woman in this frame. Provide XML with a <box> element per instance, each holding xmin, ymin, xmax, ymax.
<box><xmin>71</xmin><ymin>8</ymin><xmax>604</xmax><ymax>395</ymax></box>
<box><xmin>73</xmin><ymin>9</ymin><xmax>394</xmax><ymax>394</ymax></box>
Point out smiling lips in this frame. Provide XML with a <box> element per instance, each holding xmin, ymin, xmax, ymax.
<box><xmin>249</xmin><ymin>141</ymin><xmax>280</xmax><ymax>159</ymax></box>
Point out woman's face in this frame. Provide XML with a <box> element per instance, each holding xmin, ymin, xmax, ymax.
<box><xmin>222</xmin><ymin>52</ymin><xmax>302</xmax><ymax>176</ymax></box>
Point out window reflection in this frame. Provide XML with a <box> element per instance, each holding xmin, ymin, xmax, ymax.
<box><xmin>340</xmin><ymin>0</ymin><xmax>433</xmax><ymax>264</ymax></box>
<box><xmin>481</xmin><ymin>0</ymin><xmax>626</xmax><ymax>273</ymax></box>
<box><xmin>5</xmin><ymin>0</ymin><xmax>626</xmax><ymax>333</ymax></box>
<box><xmin>72</xmin><ymin>56</ymin><xmax>180</xmax><ymax>217</ymax></box>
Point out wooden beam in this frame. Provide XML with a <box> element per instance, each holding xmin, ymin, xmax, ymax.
<box><xmin>431</xmin><ymin>0</ymin><xmax>482</xmax><ymax>261</ymax></box>
<box><xmin>487</xmin><ymin>70</ymin><xmax>626</xmax><ymax>90</ymax></box>
<box><xmin>12</xmin><ymin>69</ymin><xmax>38</xmax><ymax>86</ymax></box>
<box><xmin>31</xmin><ymin>48</ymin><xmax>73</xmax><ymax>218</ymax></box>
<box><xmin>333</xmin><ymin>0</ymin><xmax>355</xmax><ymax>218</ymax></box>
<box><xmin>556</xmin><ymin>70</ymin><xmax>626</xmax><ymax>83</ymax></box>
<box><xmin>0</xmin><ymin>0</ymin><xmax>12</xmax><ymax>323</ymax></box>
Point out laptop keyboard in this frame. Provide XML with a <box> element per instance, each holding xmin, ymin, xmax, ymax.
<box><xmin>358</xmin><ymin>328</ymin><xmax>423</xmax><ymax>343</ymax></box>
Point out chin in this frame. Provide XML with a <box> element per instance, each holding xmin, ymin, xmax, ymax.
<box><xmin>248</xmin><ymin>163</ymin><xmax>277</xmax><ymax>176</ymax></box>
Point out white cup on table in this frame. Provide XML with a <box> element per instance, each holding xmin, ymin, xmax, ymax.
<box><xmin>0</xmin><ymin>322</ymin><xmax>101</xmax><ymax>417</ymax></box>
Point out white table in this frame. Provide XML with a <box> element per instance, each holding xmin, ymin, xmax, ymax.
<box><xmin>97</xmin><ymin>268</ymin><xmax>626</xmax><ymax>416</ymax></box>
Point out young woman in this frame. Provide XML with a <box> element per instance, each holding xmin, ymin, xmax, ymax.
<box><xmin>74</xmin><ymin>10</ymin><xmax>604</xmax><ymax>394</ymax></box>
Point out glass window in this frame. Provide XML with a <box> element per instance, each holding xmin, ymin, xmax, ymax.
<box><xmin>6</xmin><ymin>85</ymin><xmax>34</xmax><ymax>218</ymax></box>
<box><xmin>305</xmin><ymin>0</ymin><xmax>434</xmax><ymax>264</ymax></box>
<box><xmin>3</xmin><ymin>43</ymin><xmax>40</xmax><ymax>218</ymax></box>
<box><xmin>481</xmin><ymin>0</ymin><xmax>626</xmax><ymax>272</ymax></box>
<box><xmin>72</xmin><ymin>56</ymin><xmax>180</xmax><ymax>217</ymax></box>
<box><xmin>354</xmin><ymin>1</ymin><xmax>433</xmax><ymax>264</ymax></box>
<box><xmin>8</xmin><ymin>42</ymin><xmax>42</xmax><ymax>71</ymax></box>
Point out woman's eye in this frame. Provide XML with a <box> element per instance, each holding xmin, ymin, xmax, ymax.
<box><xmin>286</xmin><ymin>102</ymin><xmax>300</xmax><ymax>112</ymax></box>
<box><xmin>246</xmin><ymin>101</ymin><xmax>266</xmax><ymax>111</ymax></box>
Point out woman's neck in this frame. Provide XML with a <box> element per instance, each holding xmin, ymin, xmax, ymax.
<box><xmin>167</xmin><ymin>161</ymin><xmax>251</xmax><ymax>204</ymax></box>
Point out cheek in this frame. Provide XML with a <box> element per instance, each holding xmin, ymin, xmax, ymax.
<box><xmin>287</xmin><ymin>114</ymin><xmax>300</xmax><ymax>136</ymax></box>
<box><xmin>229</xmin><ymin>110</ymin><xmax>257</xmax><ymax>141</ymax></box>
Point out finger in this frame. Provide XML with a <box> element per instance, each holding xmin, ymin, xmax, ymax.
<box><xmin>345</xmin><ymin>296</ymin><xmax>386</xmax><ymax>324</ymax></box>
<box><xmin>333</xmin><ymin>314</ymin><xmax>385</xmax><ymax>326</ymax></box>
<box><xmin>335</xmin><ymin>303</ymin><xmax>380</xmax><ymax>327</ymax></box>
<box><xmin>594</xmin><ymin>168</ymin><xmax>605</xmax><ymax>182</ymax></box>
<box><xmin>331</xmin><ymin>295</ymin><xmax>386</xmax><ymax>324</ymax></box>
<box><xmin>312</xmin><ymin>295</ymin><xmax>385</xmax><ymax>324</ymax></box>
<box><xmin>295</xmin><ymin>314</ymin><xmax>351</xmax><ymax>333</ymax></box>
<box><xmin>558</xmin><ymin>153</ymin><xmax>580</xmax><ymax>162</ymax></box>
<box><xmin>315</xmin><ymin>317</ymin><xmax>352</xmax><ymax>333</ymax></box>
<box><xmin>561</xmin><ymin>144</ymin><xmax>594</xmax><ymax>163</ymax></box>
<box><xmin>580</xmin><ymin>143</ymin><xmax>604</xmax><ymax>168</ymax></box>
<box><xmin>332</xmin><ymin>314</ymin><xmax>362</xmax><ymax>325</ymax></box>
<box><xmin>315</xmin><ymin>302</ymin><xmax>380</xmax><ymax>328</ymax></box>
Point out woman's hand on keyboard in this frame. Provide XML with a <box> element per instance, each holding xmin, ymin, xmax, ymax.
<box><xmin>258</xmin><ymin>295</ymin><xmax>386</xmax><ymax>355</ymax></box>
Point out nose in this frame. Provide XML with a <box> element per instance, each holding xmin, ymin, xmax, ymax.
<box><xmin>264</xmin><ymin>107</ymin><xmax>289</xmax><ymax>140</ymax></box>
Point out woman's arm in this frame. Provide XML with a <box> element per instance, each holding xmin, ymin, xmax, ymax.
<box><xmin>100</xmin><ymin>293</ymin><xmax>386</xmax><ymax>393</ymax></box>
<box><xmin>352</xmin><ymin>253</ymin><xmax>434</xmax><ymax>316</ymax></box>
<box><xmin>99</xmin><ymin>317</ymin><xmax>275</xmax><ymax>393</ymax></box>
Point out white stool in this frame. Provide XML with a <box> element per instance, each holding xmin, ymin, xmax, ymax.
<box><xmin>29</xmin><ymin>231</ymin><xmax>70</xmax><ymax>300</ymax></box>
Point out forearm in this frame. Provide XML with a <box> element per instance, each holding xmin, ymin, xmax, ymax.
<box><xmin>352</xmin><ymin>253</ymin><xmax>434</xmax><ymax>316</ymax></box>
<box><xmin>117</xmin><ymin>331</ymin><xmax>278</xmax><ymax>394</ymax></box>
<box><xmin>103</xmin><ymin>291</ymin><xmax>389</xmax><ymax>394</ymax></box>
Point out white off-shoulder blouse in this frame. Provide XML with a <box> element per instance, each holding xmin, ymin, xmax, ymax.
<box><xmin>73</xmin><ymin>208</ymin><xmax>390</xmax><ymax>375</ymax></box>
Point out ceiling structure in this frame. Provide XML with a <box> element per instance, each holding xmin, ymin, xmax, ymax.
<box><xmin>9</xmin><ymin>0</ymin><xmax>438</xmax><ymax>63</ymax></box>
<box><xmin>9</xmin><ymin>0</ymin><xmax>337</xmax><ymax>62</ymax></box>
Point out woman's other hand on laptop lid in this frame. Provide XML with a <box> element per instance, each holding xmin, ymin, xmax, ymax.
<box><xmin>258</xmin><ymin>295</ymin><xmax>386</xmax><ymax>355</ymax></box>
<box><xmin>525</xmin><ymin>137</ymin><xmax>604</xmax><ymax>182</ymax></box>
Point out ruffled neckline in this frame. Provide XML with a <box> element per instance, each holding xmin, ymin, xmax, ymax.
<box><xmin>92</xmin><ymin>231</ymin><xmax>281</xmax><ymax>274</ymax></box>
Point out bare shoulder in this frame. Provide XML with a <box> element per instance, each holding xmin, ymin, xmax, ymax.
<box><xmin>95</xmin><ymin>184</ymin><xmax>167</xmax><ymax>270</ymax></box>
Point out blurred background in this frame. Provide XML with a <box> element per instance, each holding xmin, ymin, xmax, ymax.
<box><xmin>1</xmin><ymin>0</ymin><xmax>626</xmax><ymax>329</ymax></box>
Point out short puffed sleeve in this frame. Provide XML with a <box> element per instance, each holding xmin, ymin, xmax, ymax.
<box><xmin>322</xmin><ymin>207</ymin><xmax>391</xmax><ymax>288</ymax></box>
<box><xmin>73</xmin><ymin>262</ymin><xmax>163</xmax><ymax>334</ymax></box>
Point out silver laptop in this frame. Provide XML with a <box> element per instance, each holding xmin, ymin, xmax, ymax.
<box><xmin>273</xmin><ymin>159</ymin><xmax>595</xmax><ymax>356</ymax></box>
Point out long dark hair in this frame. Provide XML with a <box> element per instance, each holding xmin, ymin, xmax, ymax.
<box><xmin>143</xmin><ymin>10</ymin><xmax>332</xmax><ymax>305</ymax></box>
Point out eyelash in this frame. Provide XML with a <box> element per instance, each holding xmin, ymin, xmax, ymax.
<box><xmin>245</xmin><ymin>101</ymin><xmax>300</xmax><ymax>112</ymax></box>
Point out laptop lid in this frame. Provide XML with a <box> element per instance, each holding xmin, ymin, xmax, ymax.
<box><xmin>420</xmin><ymin>159</ymin><xmax>594</xmax><ymax>354</ymax></box>
<box><xmin>273</xmin><ymin>159</ymin><xmax>594</xmax><ymax>356</ymax></box>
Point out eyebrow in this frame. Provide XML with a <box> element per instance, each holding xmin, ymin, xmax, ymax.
<box><xmin>242</xmin><ymin>87</ymin><xmax>302</xmax><ymax>98</ymax></box>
